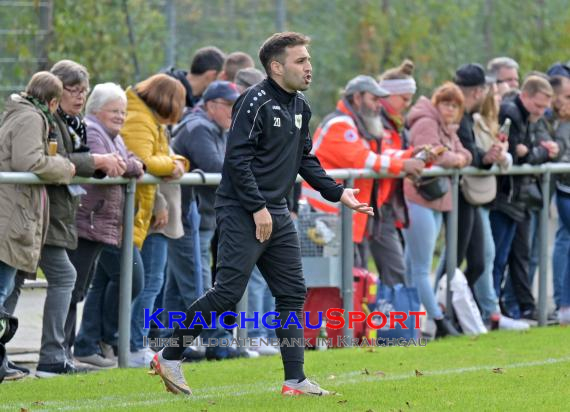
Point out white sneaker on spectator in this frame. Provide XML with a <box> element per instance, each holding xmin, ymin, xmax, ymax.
<box><xmin>249</xmin><ymin>337</ymin><xmax>280</xmax><ymax>356</ymax></box>
<box><xmin>498</xmin><ymin>315</ymin><xmax>530</xmax><ymax>330</ymax></box>
<box><xmin>229</xmin><ymin>340</ymin><xmax>260</xmax><ymax>358</ymax></box>
<box><xmin>240</xmin><ymin>348</ymin><xmax>261</xmax><ymax>358</ymax></box>
<box><xmin>75</xmin><ymin>353</ymin><xmax>116</xmax><ymax>368</ymax></box>
<box><xmin>128</xmin><ymin>348</ymin><xmax>156</xmax><ymax>368</ymax></box>
<box><xmin>558</xmin><ymin>308</ymin><xmax>570</xmax><ymax>326</ymax></box>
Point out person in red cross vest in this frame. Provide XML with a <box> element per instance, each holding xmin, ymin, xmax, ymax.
<box><xmin>302</xmin><ymin>72</ymin><xmax>425</xmax><ymax>286</ymax></box>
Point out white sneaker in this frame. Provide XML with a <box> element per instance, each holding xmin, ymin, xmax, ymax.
<box><xmin>498</xmin><ymin>315</ymin><xmax>530</xmax><ymax>330</ymax></box>
<box><xmin>128</xmin><ymin>348</ymin><xmax>156</xmax><ymax>368</ymax></box>
<box><xmin>225</xmin><ymin>338</ymin><xmax>261</xmax><ymax>358</ymax></box>
<box><xmin>240</xmin><ymin>348</ymin><xmax>260</xmax><ymax>358</ymax></box>
<box><xmin>558</xmin><ymin>308</ymin><xmax>570</xmax><ymax>326</ymax></box>
<box><xmin>149</xmin><ymin>350</ymin><xmax>191</xmax><ymax>395</ymax></box>
<box><xmin>282</xmin><ymin>378</ymin><xmax>332</xmax><ymax>396</ymax></box>
<box><xmin>249</xmin><ymin>338</ymin><xmax>280</xmax><ymax>356</ymax></box>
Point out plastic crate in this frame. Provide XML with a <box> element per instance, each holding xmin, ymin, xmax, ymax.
<box><xmin>297</xmin><ymin>210</ymin><xmax>342</xmax><ymax>288</ymax></box>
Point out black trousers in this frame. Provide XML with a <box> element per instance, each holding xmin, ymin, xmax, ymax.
<box><xmin>166</xmin><ymin>206</ymin><xmax>306</xmax><ymax>367</ymax></box>
<box><xmin>506</xmin><ymin>216</ymin><xmax>535</xmax><ymax>312</ymax></box>
<box><xmin>65</xmin><ymin>238</ymin><xmax>105</xmax><ymax>353</ymax></box>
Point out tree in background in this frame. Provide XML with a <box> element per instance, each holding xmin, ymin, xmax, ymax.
<box><xmin>0</xmin><ymin>0</ymin><xmax>165</xmax><ymax>110</ymax></box>
<box><xmin>2</xmin><ymin>0</ymin><xmax>570</xmax><ymax>123</ymax></box>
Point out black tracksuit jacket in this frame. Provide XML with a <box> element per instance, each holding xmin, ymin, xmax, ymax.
<box><xmin>215</xmin><ymin>77</ymin><xmax>343</xmax><ymax>214</ymax></box>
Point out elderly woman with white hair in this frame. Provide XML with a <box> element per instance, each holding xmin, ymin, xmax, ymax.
<box><xmin>65</xmin><ymin>83</ymin><xmax>144</xmax><ymax>367</ymax></box>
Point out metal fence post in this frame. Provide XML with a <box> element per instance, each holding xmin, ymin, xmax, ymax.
<box><xmin>341</xmin><ymin>178</ymin><xmax>354</xmax><ymax>345</ymax></box>
<box><xmin>538</xmin><ymin>170</ymin><xmax>551</xmax><ymax>326</ymax></box>
<box><xmin>118</xmin><ymin>178</ymin><xmax>136</xmax><ymax>367</ymax></box>
<box><xmin>445</xmin><ymin>172</ymin><xmax>460</xmax><ymax>320</ymax></box>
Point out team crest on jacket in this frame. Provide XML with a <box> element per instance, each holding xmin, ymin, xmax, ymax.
<box><xmin>295</xmin><ymin>114</ymin><xmax>302</xmax><ymax>129</ymax></box>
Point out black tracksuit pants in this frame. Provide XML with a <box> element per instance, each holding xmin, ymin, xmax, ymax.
<box><xmin>164</xmin><ymin>206</ymin><xmax>307</xmax><ymax>376</ymax></box>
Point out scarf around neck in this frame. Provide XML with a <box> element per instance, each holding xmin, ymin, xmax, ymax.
<box><xmin>381</xmin><ymin>103</ymin><xmax>405</xmax><ymax>132</ymax></box>
<box><xmin>23</xmin><ymin>93</ymin><xmax>58</xmax><ymax>141</ymax></box>
<box><xmin>57</xmin><ymin>106</ymin><xmax>86</xmax><ymax>150</ymax></box>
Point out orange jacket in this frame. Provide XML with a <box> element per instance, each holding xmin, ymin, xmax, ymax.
<box><xmin>302</xmin><ymin>99</ymin><xmax>413</xmax><ymax>242</ymax></box>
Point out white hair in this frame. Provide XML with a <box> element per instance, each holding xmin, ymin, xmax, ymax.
<box><xmin>487</xmin><ymin>57</ymin><xmax>520</xmax><ymax>77</ymax></box>
<box><xmin>85</xmin><ymin>82</ymin><xmax>126</xmax><ymax>115</ymax></box>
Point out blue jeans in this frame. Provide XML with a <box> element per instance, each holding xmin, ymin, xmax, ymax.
<box><xmin>552</xmin><ymin>211</ymin><xmax>570</xmax><ymax>309</ymax></box>
<box><xmin>0</xmin><ymin>260</ymin><xmax>17</xmax><ymax>308</ymax></box>
<box><xmin>131</xmin><ymin>234</ymin><xmax>168</xmax><ymax>351</ymax></box>
<box><xmin>247</xmin><ymin>265</ymin><xmax>276</xmax><ymax>338</ymax></box>
<box><xmin>199</xmin><ymin>229</ymin><xmax>215</xmax><ymax>291</ymax></box>
<box><xmin>555</xmin><ymin>192</ymin><xmax>570</xmax><ymax>307</ymax></box>
<box><xmin>528</xmin><ymin>211</ymin><xmax>540</xmax><ymax>284</ymax></box>
<box><xmin>163</xmin><ymin>201</ymin><xmax>202</xmax><ymax>322</ymax></box>
<box><xmin>74</xmin><ymin>245</ymin><xmax>144</xmax><ymax>356</ymax></box>
<box><xmin>489</xmin><ymin>210</ymin><xmax>518</xmax><ymax>298</ymax></box>
<box><xmin>473</xmin><ymin>207</ymin><xmax>500</xmax><ymax>321</ymax></box>
<box><xmin>403</xmin><ymin>201</ymin><xmax>443</xmax><ymax>319</ymax></box>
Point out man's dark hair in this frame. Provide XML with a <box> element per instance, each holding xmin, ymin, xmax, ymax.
<box><xmin>258</xmin><ymin>32</ymin><xmax>310</xmax><ymax>75</ymax></box>
<box><xmin>190</xmin><ymin>46</ymin><xmax>226</xmax><ymax>75</ymax></box>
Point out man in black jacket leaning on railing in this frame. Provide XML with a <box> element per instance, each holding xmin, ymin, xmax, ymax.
<box><xmin>491</xmin><ymin>75</ymin><xmax>560</xmax><ymax>321</ymax></box>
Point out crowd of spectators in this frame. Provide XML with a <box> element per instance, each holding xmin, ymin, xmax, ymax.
<box><xmin>1</xmin><ymin>41</ymin><xmax>569</xmax><ymax>380</ymax></box>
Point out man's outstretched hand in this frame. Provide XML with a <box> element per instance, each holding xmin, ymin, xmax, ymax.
<box><xmin>340</xmin><ymin>188</ymin><xmax>374</xmax><ymax>216</ymax></box>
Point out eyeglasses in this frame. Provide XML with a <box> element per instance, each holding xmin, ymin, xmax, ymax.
<box><xmin>497</xmin><ymin>77</ymin><xmax>518</xmax><ymax>84</ymax></box>
<box><xmin>64</xmin><ymin>86</ymin><xmax>90</xmax><ymax>97</ymax></box>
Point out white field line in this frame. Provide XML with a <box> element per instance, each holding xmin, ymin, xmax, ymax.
<box><xmin>2</xmin><ymin>356</ymin><xmax>569</xmax><ymax>411</ymax></box>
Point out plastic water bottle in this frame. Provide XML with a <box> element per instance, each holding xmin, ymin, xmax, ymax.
<box><xmin>298</xmin><ymin>198</ymin><xmax>310</xmax><ymax>217</ymax></box>
<box><xmin>316</xmin><ymin>325</ymin><xmax>328</xmax><ymax>351</ymax></box>
<box><xmin>499</xmin><ymin>118</ymin><xmax>511</xmax><ymax>142</ymax></box>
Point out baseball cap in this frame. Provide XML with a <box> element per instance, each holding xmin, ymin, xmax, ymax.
<box><xmin>546</xmin><ymin>62</ymin><xmax>570</xmax><ymax>79</ymax></box>
<box><xmin>344</xmin><ymin>75</ymin><xmax>390</xmax><ymax>97</ymax></box>
<box><xmin>235</xmin><ymin>68</ymin><xmax>265</xmax><ymax>89</ymax></box>
<box><xmin>202</xmin><ymin>81</ymin><xmax>240</xmax><ymax>102</ymax></box>
<box><xmin>454</xmin><ymin>63</ymin><xmax>495</xmax><ymax>87</ymax></box>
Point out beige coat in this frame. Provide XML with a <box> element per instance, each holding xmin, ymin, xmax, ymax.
<box><xmin>0</xmin><ymin>95</ymin><xmax>74</xmax><ymax>272</ymax></box>
<box><xmin>473</xmin><ymin>113</ymin><xmax>512</xmax><ymax>170</ymax></box>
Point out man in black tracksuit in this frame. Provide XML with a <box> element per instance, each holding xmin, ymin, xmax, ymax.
<box><xmin>152</xmin><ymin>32</ymin><xmax>371</xmax><ymax>396</ymax></box>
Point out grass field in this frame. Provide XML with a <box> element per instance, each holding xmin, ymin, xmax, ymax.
<box><xmin>2</xmin><ymin>327</ymin><xmax>568</xmax><ymax>411</ymax></box>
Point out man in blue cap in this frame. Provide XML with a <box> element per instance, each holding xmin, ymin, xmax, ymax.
<box><xmin>173</xmin><ymin>80</ymin><xmax>241</xmax><ymax>295</ymax></box>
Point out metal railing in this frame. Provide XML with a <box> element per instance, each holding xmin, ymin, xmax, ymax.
<box><xmin>2</xmin><ymin>162</ymin><xmax>569</xmax><ymax>365</ymax></box>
